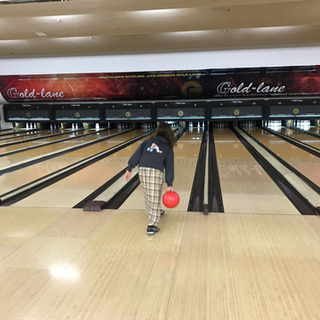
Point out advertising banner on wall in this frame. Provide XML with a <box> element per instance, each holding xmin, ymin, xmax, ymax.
<box><xmin>0</xmin><ymin>66</ymin><xmax>320</xmax><ymax>102</ymax></box>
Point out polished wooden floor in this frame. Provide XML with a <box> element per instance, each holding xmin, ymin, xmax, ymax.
<box><xmin>1</xmin><ymin>125</ymin><xmax>320</xmax><ymax>319</ymax></box>
<box><xmin>0</xmin><ymin>206</ymin><xmax>320</xmax><ymax>320</ymax></box>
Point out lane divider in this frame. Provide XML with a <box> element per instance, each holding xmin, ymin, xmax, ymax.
<box><xmin>0</xmin><ymin>128</ymin><xmax>133</xmax><ymax>175</ymax></box>
<box><xmin>262</xmin><ymin>126</ymin><xmax>320</xmax><ymax>157</ymax></box>
<box><xmin>234</xmin><ymin>126</ymin><xmax>319</xmax><ymax>214</ymax></box>
<box><xmin>0</xmin><ymin>130</ymin><xmax>154</xmax><ymax>206</ymax></box>
<box><xmin>0</xmin><ymin>128</ymin><xmax>110</xmax><ymax>157</ymax></box>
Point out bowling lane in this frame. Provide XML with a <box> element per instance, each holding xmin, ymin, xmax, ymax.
<box><xmin>0</xmin><ymin>128</ymin><xmax>118</xmax><ymax>169</ymax></box>
<box><xmin>0</xmin><ymin>129</ymin><xmax>89</xmax><ymax>154</ymax></box>
<box><xmin>0</xmin><ymin>128</ymin><xmax>32</xmax><ymax>137</ymax></box>
<box><xmin>214</xmin><ymin>128</ymin><xmax>299</xmax><ymax>214</ymax></box>
<box><xmin>248</xmin><ymin>127</ymin><xmax>320</xmax><ymax>187</ymax></box>
<box><xmin>12</xmin><ymin>130</ymin><xmax>154</xmax><ymax>208</ymax></box>
<box><xmin>278</xmin><ymin>127</ymin><xmax>320</xmax><ymax>149</ymax></box>
<box><xmin>0</xmin><ymin>130</ymin><xmax>142</xmax><ymax>196</ymax></box>
<box><xmin>0</xmin><ymin>128</ymin><xmax>23</xmax><ymax>137</ymax></box>
<box><xmin>0</xmin><ymin>129</ymin><xmax>57</xmax><ymax>143</ymax></box>
<box><xmin>120</xmin><ymin>128</ymin><xmax>203</xmax><ymax>212</ymax></box>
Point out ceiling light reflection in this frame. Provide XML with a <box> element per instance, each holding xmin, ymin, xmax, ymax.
<box><xmin>258</xmin><ymin>26</ymin><xmax>297</xmax><ymax>33</ymax></box>
<box><xmin>131</xmin><ymin>9</ymin><xmax>183</xmax><ymax>17</ymax></box>
<box><xmin>50</xmin><ymin>265</ymin><xmax>79</xmax><ymax>281</ymax></box>
<box><xmin>168</xmin><ymin>30</ymin><xmax>213</xmax><ymax>37</ymax></box>
<box><xmin>33</xmin><ymin>14</ymin><xmax>87</xmax><ymax>23</ymax></box>
<box><xmin>0</xmin><ymin>39</ymin><xmax>28</xmax><ymax>45</ymax></box>
<box><xmin>52</xmin><ymin>36</ymin><xmax>94</xmax><ymax>42</ymax></box>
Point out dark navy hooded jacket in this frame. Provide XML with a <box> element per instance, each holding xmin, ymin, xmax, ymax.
<box><xmin>127</xmin><ymin>135</ymin><xmax>174</xmax><ymax>186</ymax></box>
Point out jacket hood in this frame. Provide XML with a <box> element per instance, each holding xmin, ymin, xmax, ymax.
<box><xmin>152</xmin><ymin>135</ymin><xmax>170</xmax><ymax>145</ymax></box>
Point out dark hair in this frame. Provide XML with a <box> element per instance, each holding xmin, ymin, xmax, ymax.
<box><xmin>155</xmin><ymin>122</ymin><xmax>177</xmax><ymax>148</ymax></box>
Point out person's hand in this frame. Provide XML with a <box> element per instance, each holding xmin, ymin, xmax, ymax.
<box><xmin>166</xmin><ymin>186</ymin><xmax>173</xmax><ymax>192</ymax></box>
<box><xmin>125</xmin><ymin>170</ymin><xmax>131</xmax><ymax>181</ymax></box>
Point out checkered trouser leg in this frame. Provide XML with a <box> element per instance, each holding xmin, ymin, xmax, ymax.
<box><xmin>138</xmin><ymin>167</ymin><xmax>164</xmax><ymax>226</ymax></box>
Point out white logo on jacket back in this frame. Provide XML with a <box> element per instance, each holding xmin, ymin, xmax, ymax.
<box><xmin>147</xmin><ymin>143</ymin><xmax>162</xmax><ymax>153</ymax></box>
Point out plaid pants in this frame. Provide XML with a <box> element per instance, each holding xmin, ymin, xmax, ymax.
<box><xmin>138</xmin><ymin>167</ymin><xmax>164</xmax><ymax>226</ymax></box>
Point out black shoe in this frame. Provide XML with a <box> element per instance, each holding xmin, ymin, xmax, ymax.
<box><xmin>160</xmin><ymin>209</ymin><xmax>165</xmax><ymax>216</ymax></box>
<box><xmin>147</xmin><ymin>225</ymin><xmax>160</xmax><ymax>235</ymax></box>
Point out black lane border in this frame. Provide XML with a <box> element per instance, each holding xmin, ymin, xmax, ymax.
<box><xmin>85</xmin><ymin>128</ymin><xmax>187</xmax><ymax>210</ymax></box>
<box><xmin>0</xmin><ymin>128</ymin><xmax>63</xmax><ymax>144</ymax></box>
<box><xmin>208</xmin><ymin>124</ymin><xmax>224</xmax><ymax>212</ymax></box>
<box><xmin>0</xmin><ymin>129</ymin><xmax>134</xmax><ymax>175</ymax></box>
<box><xmin>73</xmin><ymin>168</ymin><xmax>127</xmax><ymax>208</ymax></box>
<box><xmin>0</xmin><ymin>128</ymin><xmax>42</xmax><ymax>140</ymax></box>
<box><xmin>0</xmin><ymin>128</ymin><xmax>87</xmax><ymax>148</ymax></box>
<box><xmin>0</xmin><ymin>128</ymin><xmax>110</xmax><ymax>158</ymax></box>
<box><xmin>101</xmin><ymin>174</ymin><xmax>141</xmax><ymax>209</ymax></box>
<box><xmin>243</xmin><ymin>127</ymin><xmax>320</xmax><ymax>195</ymax></box>
<box><xmin>287</xmin><ymin>125</ymin><xmax>320</xmax><ymax>139</ymax></box>
<box><xmin>0</xmin><ymin>128</ymin><xmax>14</xmax><ymax>133</ymax></box>
<box><xmin>187</xmin><ymin>128</ymin><xmax>207</xmax><ymax>212</ymax></box>
<box><xmin>262</xmin><ymin>126</ymin><xmax>320</xmax><ymax>157</ymax></box>
<box><xmin>233</xmin><ymin>127</ymin><xmax>319</xmax><ymax>215</ymax></box>
<box><xmin>0</xmin><ymin>130</ymin><xmax>154</xmax><ymax>206</ymax></box>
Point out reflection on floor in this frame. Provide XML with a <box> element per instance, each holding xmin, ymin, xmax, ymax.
<box><xmin>0</xmin><ymin>207</ymin><xmax>320</xmax><ymax>320</ymax></box>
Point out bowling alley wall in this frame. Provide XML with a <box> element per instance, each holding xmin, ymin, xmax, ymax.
<box><xmin>1</xmin><ymin>47</ymin><xmax>320</xmax><ymax>127</ymax></box>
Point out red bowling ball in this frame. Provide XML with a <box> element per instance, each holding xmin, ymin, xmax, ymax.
<box><xmin>162</xmin><ymin>191</ymin><xmax>180</xmax><ymax>208</ymax></box>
